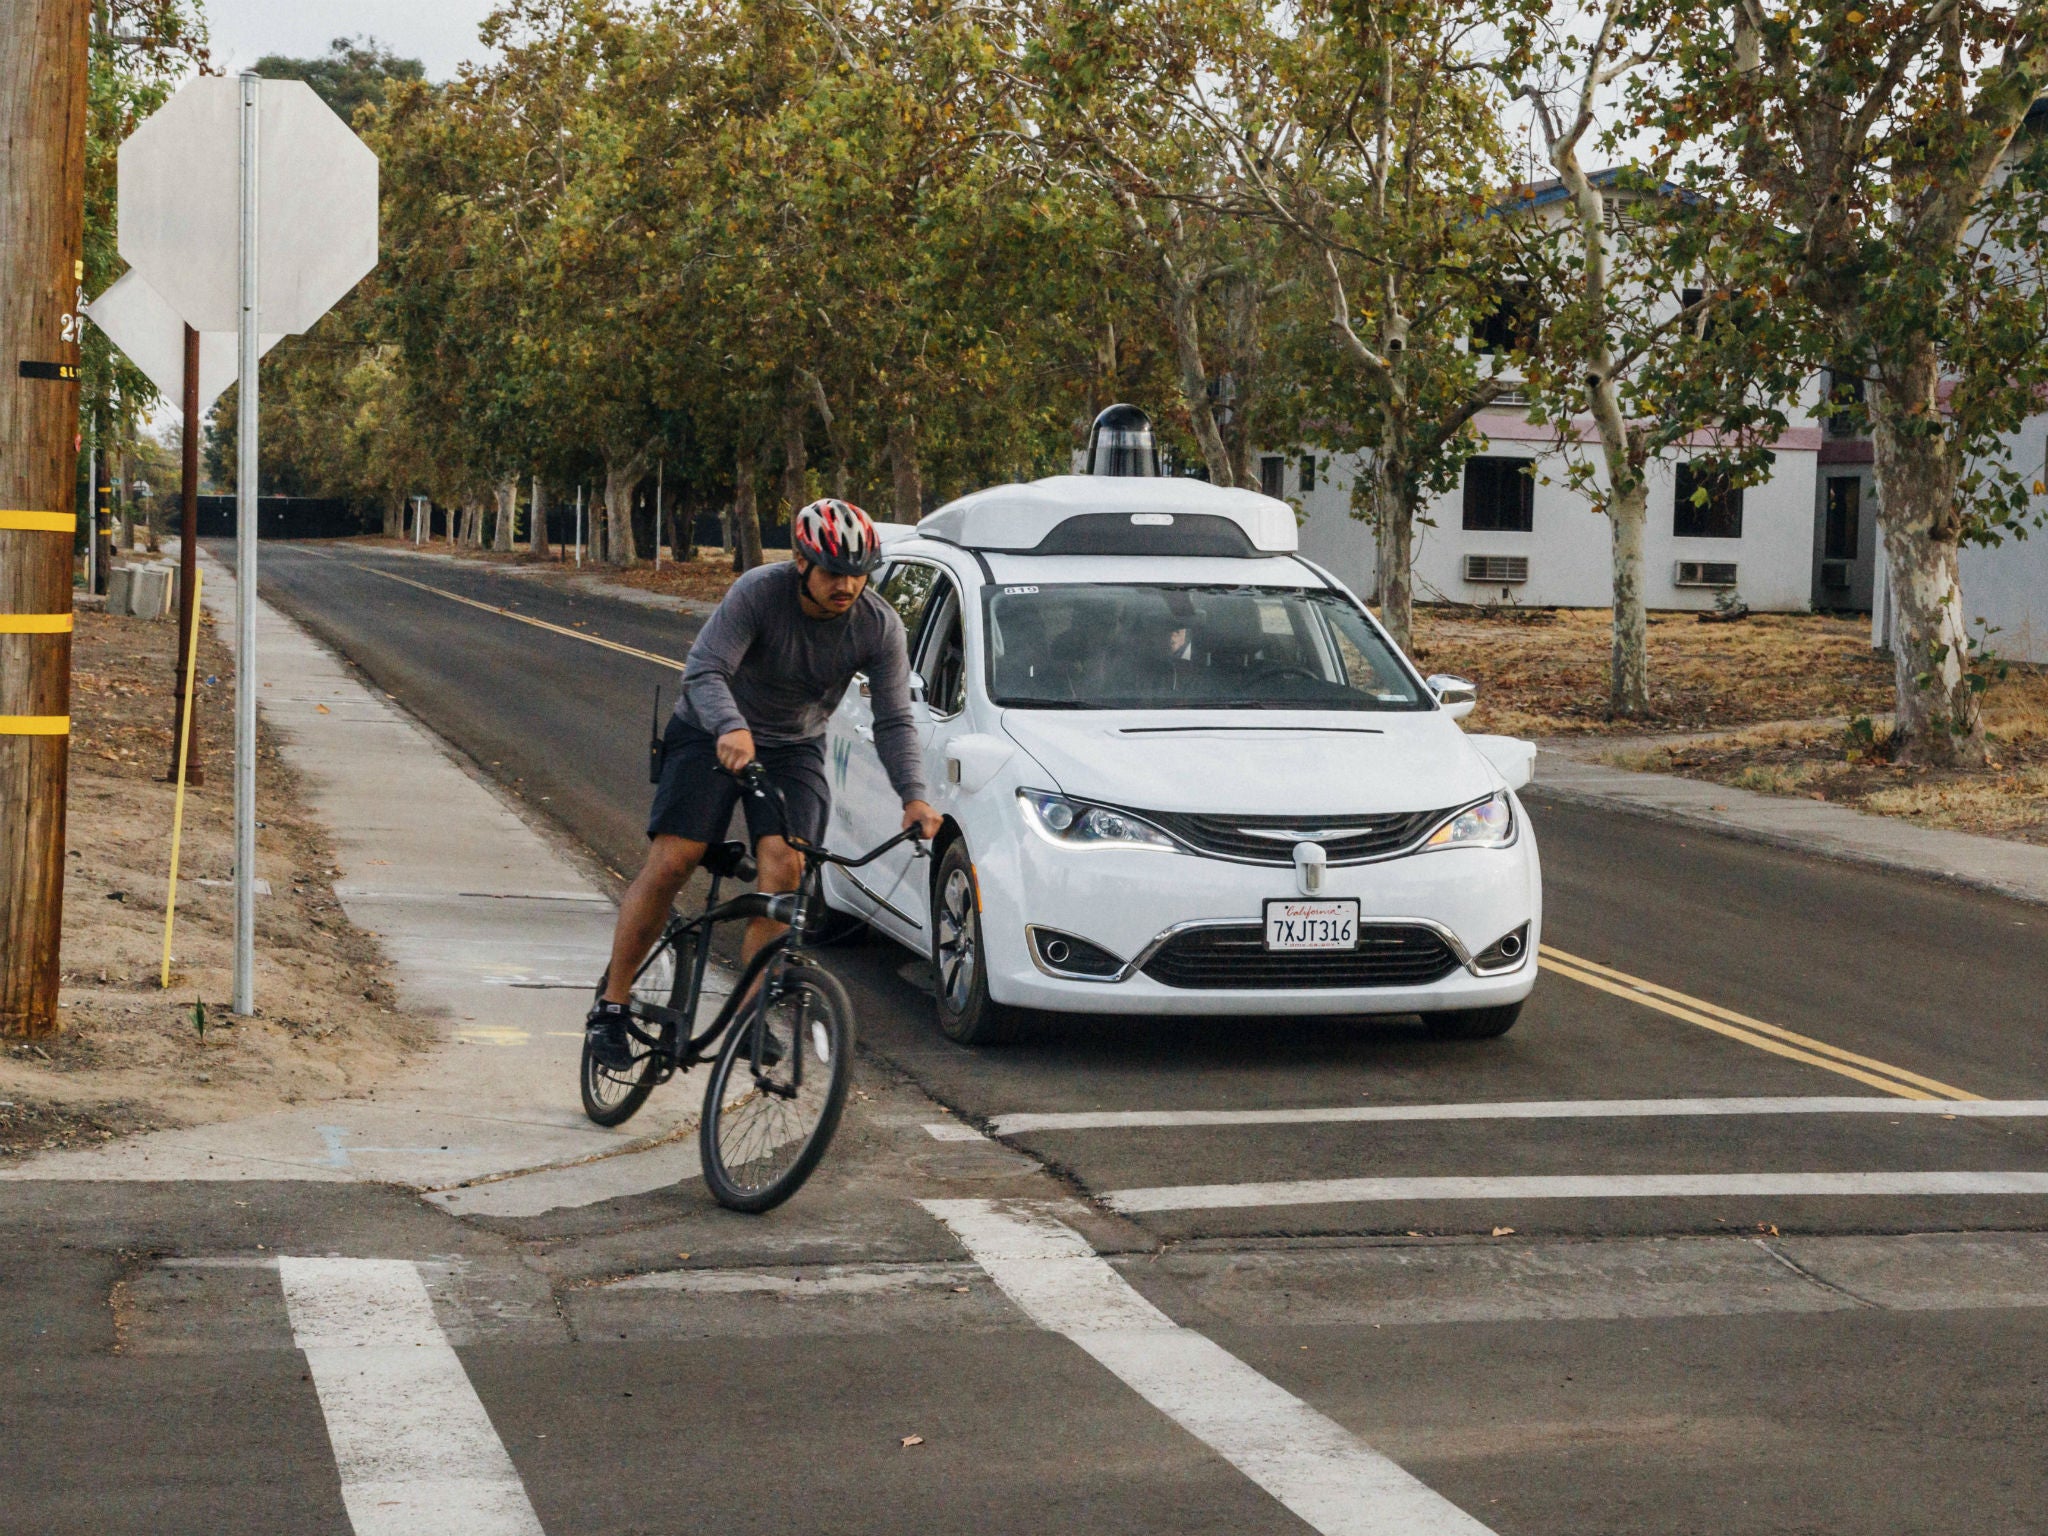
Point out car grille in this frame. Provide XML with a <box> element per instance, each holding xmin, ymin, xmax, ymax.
<box><xmin>1144</xmin><ymin>808</ymin><xmax>1450</xmax><ymax>864</ymax></box>
<box><xmin>1141</xmin><ymin>925</ymin><xmax>1463</xmax><ymax>990</ymax></box>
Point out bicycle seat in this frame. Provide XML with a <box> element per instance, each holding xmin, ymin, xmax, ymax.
<box><xmin>701</xmin><ymin>839</ymin><xmax>757</xmax><ymax>881</ymax></box>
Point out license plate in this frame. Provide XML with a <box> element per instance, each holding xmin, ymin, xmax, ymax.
<box><xmin>1263</xmin><ymin>899</ymin><xmax>1359</xmax><ymax>951</ymax></box>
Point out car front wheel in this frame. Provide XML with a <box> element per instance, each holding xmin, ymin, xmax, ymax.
<box><xmin>932</xmin><ymin>840</ymin><xmax>1020</xmax><ymax>1046</ymax></box>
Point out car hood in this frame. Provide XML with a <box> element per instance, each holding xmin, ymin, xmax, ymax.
<box><xmin>997</xmin><ymin>709</ymin><xmax>1499</xmax><ymax>815</ymax></box>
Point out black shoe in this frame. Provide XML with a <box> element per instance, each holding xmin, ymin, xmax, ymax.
<box><xmin>585</xmin><ymin>1001</ymin><xmax>638</xmax><ymax>1072</ymax></box>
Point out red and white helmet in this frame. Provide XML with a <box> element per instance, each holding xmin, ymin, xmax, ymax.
<box><xmin>792</xmin><ymin>497</ymin><xmax>882</xmax><ymax>576</ymax></box>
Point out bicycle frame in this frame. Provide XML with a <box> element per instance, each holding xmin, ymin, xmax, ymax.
<box><xmin>621</xmin><ymin>764</ymin><xmax>925</xmax><ymax>1089</ymax></box>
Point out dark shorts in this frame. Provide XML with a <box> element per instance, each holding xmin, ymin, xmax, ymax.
<box><xmin>647</xmin><ymin>718</ymin><xmax>830</xmax><ymax>849</ymax></box>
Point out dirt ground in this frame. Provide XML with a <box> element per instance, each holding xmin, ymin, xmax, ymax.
<box><xmin>1604</xmin><ymin>663</ymin><xmax>2048</xmax><ymax>845</ymax></box>
<box><xmin>1408</xmin><ymin>606</ymin><xmax>1896</xmax><ymax>737</ymax></box>
<box><xmin>0</xmin><ymin>592</ymin><xmax>429</xmax><ymax>1161</ymax></box>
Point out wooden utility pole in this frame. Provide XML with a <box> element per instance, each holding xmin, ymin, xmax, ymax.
<box><xmin>0</xmin><ymin>0</ymin><xmax>90</xmax><ymax>1037</ymax></box>
<box><xmin>164</xmin><ymin>324</ymin><xmax>202</xmax><ymax>785</ymax></box>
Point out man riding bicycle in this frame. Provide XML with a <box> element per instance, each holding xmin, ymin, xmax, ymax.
<box><xmin>588</xmin><ymin>498</ymin><xmax>942</xmax><ymax>1070</ymax></box>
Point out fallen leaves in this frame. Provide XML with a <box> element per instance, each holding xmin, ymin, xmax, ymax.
<box><xmin>899</xmin><ymin>1434</ymin><xmax>924</xmax><ymax>1448</ymax></box>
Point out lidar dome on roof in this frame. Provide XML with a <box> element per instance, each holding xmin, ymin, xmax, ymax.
<box><xmin>916</xmin><ymin>475</ymin><xmax>1299</xmax><ymax>554</ymax></box>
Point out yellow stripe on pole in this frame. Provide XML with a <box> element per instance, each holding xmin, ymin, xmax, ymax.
<box><xmin>162</xmin><ymin>567</ymin><xmax>203</xmax><ymax>990</ymax></box>
<box><xmin>0</xmin><ymin>715</ymin><xmax>71</xmax><ymax>735</ymax></box>
<box><xmin>0</xmin><ymin>511</ymin><xmax>77</xmax><ymax>533</ymax></box>
<box><xmin>0</xmin><ymin>613</ymin><xmax>74</xmax><ymax>633</ymax></box>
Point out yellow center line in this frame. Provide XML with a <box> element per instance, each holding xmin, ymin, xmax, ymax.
<box><xmin>1540</xmin><ymin>944</ymin><xmax>1980</xmax><ymax>1102</ymax></box>
<box><xmin>342</xmin><ymin>560</ymin><xmax>687</xmax><ymax>670</ymax></box>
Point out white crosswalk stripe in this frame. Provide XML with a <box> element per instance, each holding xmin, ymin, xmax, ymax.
<box><xmin>278</xmin><ymin>1257</ymin><xmax>548</xmax><ymax>1536</ymax></box>
<box><xmin>924</xmin><ymin>1198</ymin><xmax>1496</xmax><ymax>1536</ymax></box>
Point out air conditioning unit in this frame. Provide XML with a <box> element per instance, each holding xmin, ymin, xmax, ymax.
<box><xmin>1464</xmin><ymin>554</ymin><xmax>1530</xmax><ymax>584</ymax></box>
<box><xmin>1674</xmin><ymin>560</ymin><xmax>1739</xmax><ymax>588</ymax></box>
<box><xmin>1820</xmin><ymin>560</ymin><xmax>1852</xmax><ymax>590</ymax></box>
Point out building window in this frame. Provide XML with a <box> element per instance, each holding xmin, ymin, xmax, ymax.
<box><xmin>1824</xmin><ymin>477</ymin><xmax>1861</xmax><ymax>560</ymax></box>
<box><xmin>1299</xmin><ymin>454</ymin><xmax>1316</xmax><ymax>493</ymax></box>
<box><xmin>1259</xmin><ymin>455</ymin><xmax>1286</xmax><ymax>499</ymax></box>
<box><xmin>1674</xmin><ymin>461</ymin><xmax>1744</xmax><ymax>538</ymax></box>
<box><xmin>1462</xmin><ymin>457</ymin><xmax>1535</xmax><ymax>532</ymax></box>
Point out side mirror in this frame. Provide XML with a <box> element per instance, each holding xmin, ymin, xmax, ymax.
<box><xmin>1427</xmin><ymin>673</ymin><xmax>1477</xmax><ymax>720</ymax></box>
<box><xmin>907</xmin><ymin>672</ymin><xmax>927</xmax><ymax>704</ymax></box>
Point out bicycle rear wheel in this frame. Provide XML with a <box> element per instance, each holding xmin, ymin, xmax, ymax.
<box><xmin>699</xmin><ymin>960</ymin><xmax>853</xmax><ymax>1213</ymax></box>
<box><xmin>581</xmin><ymin>935</ymin><xmax>683</xmax><ymax>1127</ymax></box>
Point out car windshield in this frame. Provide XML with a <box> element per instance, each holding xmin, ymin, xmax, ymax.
<box><xmin>986</xmin><ymin>583</ymin><xmax>1430</xmax><ymax>711</ymax></box>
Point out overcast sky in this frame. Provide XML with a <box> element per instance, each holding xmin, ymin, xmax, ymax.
<box><xmin>201</xmin><ymin>0</ymin><xmax>502</xmax><ymax>80</ymax></box>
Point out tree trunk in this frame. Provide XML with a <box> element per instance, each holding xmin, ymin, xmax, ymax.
<box><xmin>603</xmin><ymin>451</ymin><xmax>646</xmax><ymax>566</ymax></box>
<box><xmin>796</xmin><ymin>369</ymin><xmax>849</xmax><ymax>499</ymax></box>
<box><xmin>887</xmin><ymin>415</ymin><xmax>922</xmax><ymax>522</ymax></box>
<box><xmin>380</xmin><ymin>488</ymin><xmax>402</xmax><ymax>538</ymax></box>
<box><xmin>1373</xmin><ymin>473</ymin><xmax>1416</xmax><ymax>653</ymax></box>
<box><xmin>1607</xmin><ymin>478</ymin><xmax>1651</xmax><ymax>717</ymax></box>
<box><xmin>733</xmin><ymin>440</ymin><xmax>765</xmax><ymax>573</ymax></box>
<box><xmin>1871</xmin><ymin>357</ymin><xmax>1983</xmax><ymax>764</ymax></box>
<box><xmin>780</xmin><ymin>403</ymin><xmax>807</xmax><ymax>522</ymax></box>
<box><xmin>494</xmin><ymin>477</ymin><xmax>518</xmax><ymax>552</ymax></box>
<box><xmin>1168</xmin><ymin>280</ymin><xmax>1232</xmax><ymax>484</ymax></box>
<box><xmin>530</xmin><ymin>476</ymin><xmax>550</xmax><ymax>558</ymax></box>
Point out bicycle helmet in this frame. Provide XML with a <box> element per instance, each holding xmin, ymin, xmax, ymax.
<box><xmin>792</xmin><ymin>498</ymin><xmax>883</xmax><ymax>576</ymax></box>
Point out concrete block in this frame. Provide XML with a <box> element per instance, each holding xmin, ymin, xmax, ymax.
<box><xmin>130</xmin><ymin>563</ymin><xmax>172</xmax><ymax>622</ymax></box>
<box><xmin>106</xmin><ymin>564</ymin><xmax>135</xmax><ymax>616</ymax></box>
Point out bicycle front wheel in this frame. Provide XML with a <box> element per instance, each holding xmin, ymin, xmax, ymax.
<box><xmin>700</xmin><ymin>960</ymin><xmax>853</xmax><ymax>1213</ymax></box>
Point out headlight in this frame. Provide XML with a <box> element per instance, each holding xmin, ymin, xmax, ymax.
<box><xmin>1017</xmin><ymin>789</ymin><xmax>1183</xmax><ymax>852</ymax></box>
<box><xmin>1423</xmin><ymin>793</ymin><xmax>1515</xmax><ymax>850</ymax></box>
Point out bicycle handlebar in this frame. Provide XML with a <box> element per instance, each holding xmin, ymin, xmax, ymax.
<box><xmin>726</xmin><ymin>760</ymin><xmax>927</xmax><ymax>869</ymax></box>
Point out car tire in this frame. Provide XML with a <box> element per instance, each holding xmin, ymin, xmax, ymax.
<box><xmin>1422</xmin><ymin>1001</ymin><xmax>1522</xmax><ymax>1040</ymax></box>
<box><xmin>931</xmin><ymin>839</ymin><xmax>1021</xmax><ymax>1047</ymax></box>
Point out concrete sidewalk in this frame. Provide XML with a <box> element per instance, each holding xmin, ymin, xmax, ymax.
<box><xmin>1</xmin><ymin>550</ymin><xmax>723</xmax><ymax>1214</ymax></box>
<box><xmin>1537</xmin><ymin>745</ymin><xmax>2048</xmax><ymax>908</ymax></box>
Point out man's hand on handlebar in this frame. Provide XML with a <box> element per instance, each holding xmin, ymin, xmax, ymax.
<box><xmin>715</xmin><ymin>728</ymin><xmax>756</xmax><ymax>774</ymax></box>
<box><xmin>902</xmin><ymin>799</ymin><xmax>942</xmax><ymax>841</ymax></box>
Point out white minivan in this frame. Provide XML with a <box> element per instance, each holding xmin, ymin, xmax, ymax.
<box><xmin>820</xmin><ymin>470</ymin><xmax>1541</xmax><ymax>1045</ymax></box>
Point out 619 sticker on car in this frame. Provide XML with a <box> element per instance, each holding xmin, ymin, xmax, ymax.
<box><xmin>1263</xmin><ymin>899</ymin><xmax>1359</xmax><ymax>952</ymax></box>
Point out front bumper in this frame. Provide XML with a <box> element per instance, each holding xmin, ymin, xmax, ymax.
<box><xmin>973</xmin><ymin>798</ymin><xmax>1542</xmax><ymax>1016</ymax></box>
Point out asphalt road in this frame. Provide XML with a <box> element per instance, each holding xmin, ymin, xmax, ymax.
<box><xmin>10</xmin><ymin>537</ymin><xmax>2046</xmax><ymax>1536</ymax></box>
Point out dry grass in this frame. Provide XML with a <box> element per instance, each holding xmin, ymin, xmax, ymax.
<box><xmin>1606</xmin><ymin>663</ymin><xmax>2048</xmax><ymax>844</ymax></box>
<box><xmin>1408</xmin><ymin>605</ymin><xmax>1895</xmax><ymax>737</ymax></box>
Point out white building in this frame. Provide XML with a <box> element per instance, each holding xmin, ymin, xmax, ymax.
<box><xmin>1277</xmin><ymin>414</ymin><xmax>1827</xmax><ymax>614</ymax></box>
<box><xmin>1266</xmin><ymin>170</ymin><xmax>1849</xmax><ymax>616</ymax></box>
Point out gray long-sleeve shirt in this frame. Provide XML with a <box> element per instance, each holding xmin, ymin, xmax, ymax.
<box><xmin>677</xmin><ymin>561</ymin><xmax>928</xmax><ymax>804</ymax></box>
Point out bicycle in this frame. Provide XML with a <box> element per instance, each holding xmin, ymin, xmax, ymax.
<box><xmin>580</xmin><ymin>762</ymin><xmax>926</xmax><ymax>1212</ymax></box>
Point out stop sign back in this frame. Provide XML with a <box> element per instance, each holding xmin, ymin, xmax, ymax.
<box><xmin>117</xmin><ymin>76</ymin><xmax>377</xmax><ymax>335</ymax></box>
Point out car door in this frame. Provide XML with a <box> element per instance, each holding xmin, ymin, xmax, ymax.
<box><xmin>826</xmin><ymin>559</ymin><xmax>940</xmax><ymax>935</ymax></box>
<box><xmin>901</xmin><ymin>574</ymin><xmax>973</xmax><ymax>936</ymax></box>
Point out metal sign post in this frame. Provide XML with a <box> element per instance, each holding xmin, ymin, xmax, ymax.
<box><xmin>110</xmin><ymin>72</ymin><xmax>378</xmax><ymax>1018</ymax></box>
<box><xmin>233</xmin><ymin>73</ymin><xmax>260</xmax><ymax>1015</ymax></box>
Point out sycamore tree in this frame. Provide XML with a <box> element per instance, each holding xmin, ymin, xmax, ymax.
<box><xmin>1510</xmin><ymin>5</ymin><xmax>1790</xmax><ymax>717</ymax></box>
<box><xmin>1654</xmin><ymin>0</ymin><xmax>2048</xmax><ymax>764</ymax></box>
<box><xmin>1012</xmin><ymin>0</ymin><xmax>1301</xmax><ymax>486</ymax></box>
<box><xmin>1180</xmin><ymin>0</ymin><xmax>1544</xmax><ymax>649</ymax></box>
